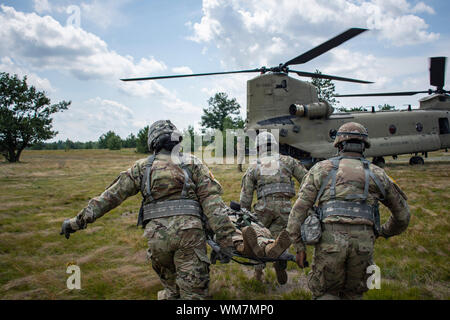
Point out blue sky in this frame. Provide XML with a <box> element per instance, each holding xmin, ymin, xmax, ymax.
<box><xmin>1</xmin><ymin>0</ymin><xmax>449</xmax><ymax>141</ymax></box>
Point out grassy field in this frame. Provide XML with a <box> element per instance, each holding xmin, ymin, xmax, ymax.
<box><xmin>0</xmin><ymin>149</ymin><xmax>449</xmax><ymax>300</ymax></box>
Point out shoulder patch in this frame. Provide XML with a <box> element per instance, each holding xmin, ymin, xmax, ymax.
<box><xmin>387</xmin><ymin>175</ymin><xmax>397</xmax><ymax>184</ymax></box>
<box><xmin>388</xmin><ymin>175</ymin><xmax>408</xmax><ymax>200</ymax></box>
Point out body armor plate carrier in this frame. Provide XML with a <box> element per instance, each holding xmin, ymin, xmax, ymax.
<box><xmin>137</xmin><ymin>154</ymin><xmax>202</xmax><ymax>227</ymax></box>
<box><xmin>255</xmin><ymin>158</ymin><xmax>296</xmax><ymax>200</ymax></box>
<box><xmin>314</xmin><ymin>156</ymin><xmax>386</xmax><ymax>235</ymax></box>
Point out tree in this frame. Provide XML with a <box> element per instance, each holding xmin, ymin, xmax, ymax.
<box><xmin>123</xmin><ymin>133</ymin><xmax>137</xmax><ymax>148</ymax></box>
<box><xmin>311</xmin><ymin>70</ymin><xmax>339</xmax><ymax>106</ymax></box>
<box><xmin>136</xmin><ymin>126</ymin><xmax>150</xmax><ymax>153</ymax></box>
<box><xmin>98</xmin><ymin>131</ymin><xmax>122</xmax><ymax>150</ymax></box>
<box><xmin>337</xmin><ymin>106</ymin><xmax>368</xmax><ymax>113</ymax></box>
<box><xmin>0</xmin><ymin>72</ymin><xmax>70</xmax><ymax>162</ymax></box>
<box><xmin>201</xmin><ymin>92</ymin><xmax>243</xmax><ymax>132</ymax></box>
<box><xmin>378</xmin><ymin>104</ymin><xmax>396</xmax><ymax>111</ymax></box>
<box><xmin>107</xmin><ymin>133</ymin><xmax>122</xmax><ymax>150</ymax></box>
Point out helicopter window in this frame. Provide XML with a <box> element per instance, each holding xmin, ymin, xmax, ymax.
<box><xmin>439</xmin><ymin>118</ymin><xmax>449</xmax><ymax>134</ymax></box>
<box><xmin>389</xmin><ymin>125</ymin><xmax>396</xmax><ymax>135</ymax></box>
<box><xmin>280</xmin><ymin>129</ymin><xmax>288</xmax><ymax>137</ymax></box>
<box><xmin>329</xmin><ymin>129</ymin><xmax>337</xmax><ymax>139</ymax></box>
<box><xmin>416</xmin><ymin>123</ymin><xmax>423</xmax><ymax>132</ymax></box>
<box><xmin>276</xmin><ymin>80</ymin><xmax>287</xmax><ymax>89</ymax></box>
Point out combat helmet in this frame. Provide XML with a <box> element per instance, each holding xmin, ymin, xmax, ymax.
<box><xmin>147</xmin><ymin>120</ymin><xmax>182</xmax><ymax>153</ymax></box>
<box><xmin>334</xmin><ymin>122</ymin><xmax>370</xmax><ymax>148</ymax></box>
<box><xmin>255</xmin><ymin>131</ymin><xmax>279</xmax><ymax>149</ymax></box>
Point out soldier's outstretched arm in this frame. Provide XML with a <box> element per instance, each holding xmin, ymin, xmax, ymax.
<box><xmin>239</xmin><ymin>168</ymin><xmax>256</xmax><ymax>210</ymax></box>
<box><xmin>290</xmin><ymin>157</ymin><xmax>308</xmax><ymax>185</ymax></box>
<box><xmin>287</xmin><ymin>169</ymin><xmax>319</xmax><ymax>253</ymax></box>
<box><xmin>61</xmin><ymin>162</ymin><xmax>141</xmax><ymax>238</ymax></box>
<box><xmin>379</xmin><ymin>175</ymin><xmax>410</xmax><ymax>238</ymax></box>
<box><xmin>192</xmin><ymin>158</ymin><xmax>235</xmax><ymax>247</ymax></box>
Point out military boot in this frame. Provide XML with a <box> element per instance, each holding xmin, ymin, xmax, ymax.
<box><xmin>273</xmin><ymin>260</ymin><xmax>288</xmax><ymax>285</ymax></box>
<box><xmin>242</xmin><ymin>226</ymin><xmax>265</xmax><ymax>258</ymax></box>
<box><xmin>265</xmin><ymin>230</ymin><xmax>291</xmax><ymax>258</ymax></box>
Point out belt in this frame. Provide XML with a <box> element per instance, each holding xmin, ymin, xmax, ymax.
<box><xmin>142</xmin><ymin>199</ymin><xmax>202</xmax><ymax>221</ymax></box>
<box><xmin>257</xmin><ymin>183</ymin><xmax>295</xmax><ymax>199</ymax></box>
<box><xmin>322</xmin><ymin>223</ymin><xmax>372</xmax><ymax>232</ymax></box>
<box><xmin>318</xmin><ymin>200</ymin><xmax>375</xmax><ymax>222</ymax></box>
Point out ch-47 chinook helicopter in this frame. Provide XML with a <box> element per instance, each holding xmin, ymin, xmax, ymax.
<box><xmin>335</xmin><ymin>56</ymin><xmax>449</xmax><ymax>166</ymax></box>
<box><xmin>121</xmin><ymin>28</ymin><xmax>450</xmax><ymax>167</ymax></box>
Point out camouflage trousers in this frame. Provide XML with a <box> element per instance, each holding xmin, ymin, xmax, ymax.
<box><xmin>229</xmin><ymin>215</ymin><xmax>273</xmax><ymax>249</ymax></box>
<box><xmin>253</xmin><ymin>196</ymin><xmax>292</xmax><ymax>237</ymax></box>
<box><xmin>144</xmin><ymin>216</ymin><xmax>210</xmax><ymax>300</ymax></box>
<box><xmin>308</xmin><ymin>223</ymin><xmax>375</xmax><ymax>300</ymax></box>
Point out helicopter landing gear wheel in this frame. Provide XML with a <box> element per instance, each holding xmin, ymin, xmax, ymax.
<box><xmin>372</xmin><ymin>157</ymin><xmax>385</xmax><ymax>167</ymax></box>
<box><xmin>409</xmin><ymin>156</ymin><xmax>424</xmax><ymax>165</ymax></box>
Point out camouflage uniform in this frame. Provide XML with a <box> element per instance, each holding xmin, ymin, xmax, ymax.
<box><xmin>240</xmin><ymin>152</ymin><xmax>307</xmax><ymax>237</ymax></box>
<box><xmin>287</xmin><ymin>122</ymin><xmax>410</xmax><ymax>299</ymax></box>
<box><xmin>63</xmin><ymin>120</ymin><xmax>236</xmax><ymax>300</ymax></box>
<box><xmin>240</xmin><ymin>132</ymin><xmax>307</xmax><ymax>281</ymax></box>
<box><xmin>228</xmin><ymin>213</ymin><xmax>273</xmax><ymax>250</ymax></box>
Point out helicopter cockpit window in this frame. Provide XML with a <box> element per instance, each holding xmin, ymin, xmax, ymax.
<box><xmin>329</xmin><ymin>129</ymin><xmax>337</xmax><ymax>139</ymax></box>
<box><xmin>416</xmin><ymin>122</ymin><xmax>423</xmax><ymax>132</ymax></box>
<box><xmin>389</xmin><ymin>125</ymin><xmax>397</xmax><ymax>134</ymax></box>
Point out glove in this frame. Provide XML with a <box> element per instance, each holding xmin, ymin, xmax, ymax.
<box><xmin>218</xmin><ymin>246</ymin><xmax>235</xmax><ymax>264</ymax></box>
<box><xmin>60</xmin><ymin>219</ymin><xmax>76</xmax><ymax>239</ymax></box>
<box><xmin>296</xmin><ymin>251</ymin><xmax>308</xmax><ymax>268</ymax></box>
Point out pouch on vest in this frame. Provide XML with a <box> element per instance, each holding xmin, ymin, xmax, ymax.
<box><xmin>301</xmin><ymin>210</ymin><xmax>322</xmax><ymax>245</ymax></box>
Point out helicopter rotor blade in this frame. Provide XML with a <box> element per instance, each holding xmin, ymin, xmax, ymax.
<box><xmin>120</xmin><ymin>69</ymin><xmax>262</xmax><ymax>81</ymax></box>
<box><xmin>291</xmin><ymin>70</ymin><xmax>373</xmax><ymax>84</ymax></box>
<box><xmin>283</xmin><ymin>28</ymin><xmax>368</xmax><ymax>67</ymax></box>
<box><xmin>429</xmin><ymin>57</ymin><xmax>446</xmax><ymax>89</ymax></box>
<box><xmin>334</xmin><ymin>91</ymin><xmax>429</xmax><ymax>97</ymax></box>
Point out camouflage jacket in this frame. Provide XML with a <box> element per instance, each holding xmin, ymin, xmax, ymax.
<box><xmin>287</xmin><ymin>152</ymin><xmax>410</xmax><ymax>252</ymax></box>
<box><xmin>240</xmin><ymin>153</ymin><xmax>307</xmax><ymax>210</ymax></box>
<box><xmin>68</xmin><ymin>150</ymin><xmax>236</xmax><ymax>245</ymax></box>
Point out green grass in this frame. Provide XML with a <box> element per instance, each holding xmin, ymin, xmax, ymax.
<box><xmin>0</xmin><ymin>149</ymin><xmax>449</xmax><ymax>299</ymax></box>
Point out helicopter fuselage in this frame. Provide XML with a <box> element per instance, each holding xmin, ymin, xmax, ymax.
<box><xmin>246</xmin><ymin>73</ymin><xmax>450</xmax><ymax>162</ymax></box>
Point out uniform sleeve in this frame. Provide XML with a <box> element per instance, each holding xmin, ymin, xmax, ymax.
<box><xmin>291</xmin><ymin>157</ymin><xmax>308</xmax><ymax>184</ymax></box>
<box><xmin>192</xmin><ymin>159</ymin><xmax>236</xmax><ymax>246</ymax></box>
<box><xmin>68</xmin><ymin>162</ymin><xmax>141</xmax><ymax>231</ymax></box>
<box><xmin>239</xmin><ymin>167</ymin><xmax>256</xmax><ymax>210</ymax></box>
<box><xmin>287</xmin><ymin>168</ymin><xmax>319</xmax><ymax>253</ymax></box>
<box><xmin>379</xmin><ymin>174</ymin><xmax>410</xmax><ymax>238</ymax></box>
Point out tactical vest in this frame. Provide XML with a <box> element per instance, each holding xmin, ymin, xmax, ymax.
<box><xmin>255</xmin><ymin>156</ymin><xmax>296</xmax><ymax>200</ymax></box>
<box><xmin>137</xmin><ymin>154</ymin><xmax>202</xmax><ymax>228</ymax></box>
<box><xmin>314</xmin><ymin>156</ymin><xmax>386</xmax><ymax>234</ymax></box>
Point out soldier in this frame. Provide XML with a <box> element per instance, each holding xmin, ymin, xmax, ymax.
<box><xmin>60</xmin><ymin>120</ymin><xmax>257</xmax><ymax>300</ymax></box>
<box><xmin>287</xmin><ymin>122</ymin><xmax>410</xmax><ymax>300</ymax></box>
<box><xmin>240</xmin><ymin>131</ymin><xmax>308</xmax><ymax>282</ymax></box>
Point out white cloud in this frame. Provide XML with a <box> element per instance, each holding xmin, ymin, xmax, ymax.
<box><xmin>53</xmin><ymin>97</ymin><xmax>140</xmax><ymax>141</ymax></box>
<box><xmin>0</xmin><ymin>3</ymin><xmax>206</xmax><ymax>111</ymax></box>
<box><xmin>80</xmin><ymin>0</ymin><xmax>132</xmax><ymax>29</ymax></box>
<box><xmin>33</xmin><ymin>0</ymin><xmax>52</xmax><ymax>14</ymax></box>
<box><xmin>187</xmin><ymin>0</ymin><xmax>439</xmax><ymax>69</ymax></box>
<box><xmin>411</xmin><ymin>2</ymin><xmax>435</xmax><ymax>15</ymax></box>
<box><xmin>0</xmin><ymin>56</ymin><xmax>54</xmax><ymax>93</ymax></box>
<box><xmin>0</xmin><ymin>5</ymin><xmax>167</xmax><ymax>83</ymax></box>
<box><xmin>171</xmin><ymin>66</ymin><xmax>193</xmax><ymax>74</ymax></box>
